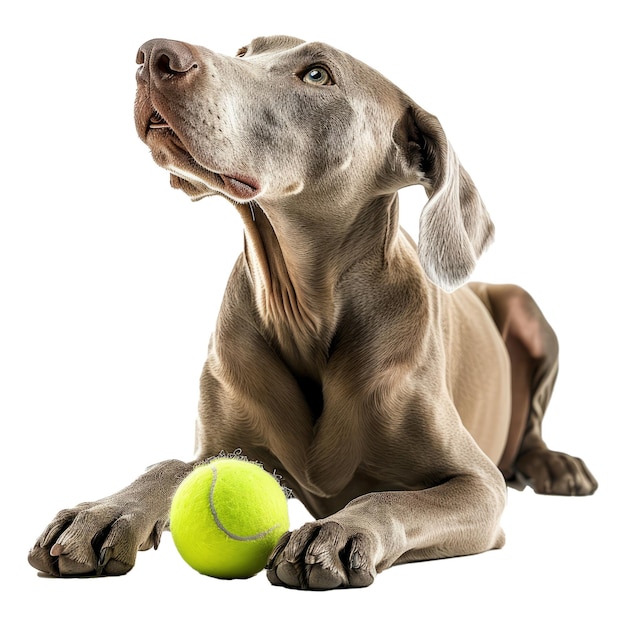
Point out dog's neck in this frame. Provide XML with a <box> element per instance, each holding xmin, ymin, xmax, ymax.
<box><xmin>235</xmin><ymin>194</ymin><xmax>401</xmax><ymax>377</ymax></box>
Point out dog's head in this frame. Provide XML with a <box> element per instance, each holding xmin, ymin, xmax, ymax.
<box><xmin>134</xmin><ymin>36</ymin><xmax>493</xmax><ymax>290</ymax></box>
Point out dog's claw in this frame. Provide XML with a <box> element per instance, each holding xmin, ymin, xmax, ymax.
<box><xmin>96</xmin><ymin>547</ymin><xmax>112</xmax><ymax>576</ymax></box>
<box><xmin>50</xmin><ymin>543</ymin><xmax>64</xmax><ymax>557</ymax></box>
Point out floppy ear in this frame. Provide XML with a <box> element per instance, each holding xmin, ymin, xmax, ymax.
<box><xmin>398</xmin><ymin>105</ymin><xmax>494</xmax><ymax>292</ymax></box>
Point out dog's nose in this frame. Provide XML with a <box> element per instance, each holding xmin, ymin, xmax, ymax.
<box><xmin>136</xmin><ymin>39</ymin><xmax>199</xmax><ymax>82</ymax></box>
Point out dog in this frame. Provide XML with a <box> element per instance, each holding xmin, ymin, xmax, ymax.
<box><xmin>28</xmin><ymin>36</ymin><xmax>598</xmax><ymax>590</ymax></box>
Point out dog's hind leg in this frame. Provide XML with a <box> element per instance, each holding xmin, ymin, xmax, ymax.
<box><xmin>470</xmin><ymin>283</ymin><xmax>598</xmax><ymax>496</ymax></box>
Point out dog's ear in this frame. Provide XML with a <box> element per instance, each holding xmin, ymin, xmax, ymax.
<box><xmin>396</xmin><ymin>105</ymin><xmax>494</xmax><ymax>291</ymax></box>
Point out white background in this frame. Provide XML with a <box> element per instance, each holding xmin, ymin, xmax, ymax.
<box><xmin>1</xmin><ymin>1</ymin><xmax>623</xmax><ymax>624</ymax></box>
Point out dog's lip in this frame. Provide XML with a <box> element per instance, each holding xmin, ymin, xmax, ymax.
<box><xmin>149</xmin><ymin>110</ymin><xmax>170</xmax><ymax>129</ymax></box>
<box><xmin>219</xmin><ymin>173</ymin><xmax>260</xmax><ymax>199</ymax></box>
<box><xmin>144</xmin><ymin>107</ymin><xmax>260</xmax><ymax>201</ymax></box>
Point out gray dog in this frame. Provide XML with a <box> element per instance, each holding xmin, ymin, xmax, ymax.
<box><xmin>28</xmin><ymin>36</ymin><xmax>597</xmax><ymax>590</ymax></box>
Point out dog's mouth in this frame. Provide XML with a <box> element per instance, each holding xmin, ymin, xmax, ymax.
<box><xmin>141</xmin><ymin>105</ymin><xmax>260</xmax><ymax>202</ymax></box>
<box><xmin>148</xmin><ymin>110</ymin><xmax>170</xmax><ymax>129</ymax></box>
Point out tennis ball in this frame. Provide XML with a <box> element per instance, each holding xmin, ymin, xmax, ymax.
<box><xmin>169</xmin><ymin>458</ymin><xmax>289</xmax><ymax>579</ymax></box>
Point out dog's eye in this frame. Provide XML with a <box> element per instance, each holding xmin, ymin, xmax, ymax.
<box><xmin>302</xmin><ymin>66</ymin><xmax>333</xmax><ymax>86</ymax></box>
<box><xmin>236</xmin><ymin>46</ymin><xmax>248</xmax><ymax>58</ymax></box>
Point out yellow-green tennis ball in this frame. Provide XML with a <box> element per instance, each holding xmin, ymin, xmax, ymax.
<box><xmin>169</xmin><ymin>458</ymin><xmax>289</xmax><ymax>579</ymax></box>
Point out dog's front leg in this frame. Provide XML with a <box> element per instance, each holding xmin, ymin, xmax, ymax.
<box><xmin>28</xmin><ymin>459</ymin><xmax>192</xmax><ymax>576</ymax></box>
<box><xmin>267</xmin><ymin>471</ymin><xmax>506</xmax><ymax>590</ymax></box>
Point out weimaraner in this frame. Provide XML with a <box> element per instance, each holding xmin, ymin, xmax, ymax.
<box><xmin>28</xmin><ymin>35</ymin><xmax>598</xmax><ymax>589</ymax></box>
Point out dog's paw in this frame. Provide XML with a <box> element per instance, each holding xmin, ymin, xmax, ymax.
<box><xmin>514</xmin><ymin>448</ymin><xmax>598</xmax><ymax>496</ymax></box>
<box><xmin>28</xmin><ymin>459</ymin><xmax>189</xmax><ymax>577</ymax></box>
<box><xmin>28</xmin><ymin>501</ymin><xmax>164</xmax><ymax>577</ymax></box>
<box><xmin>266</xmin><ymin>520</ymin><xmax>376</xmax><ymax>590</ymax></box>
